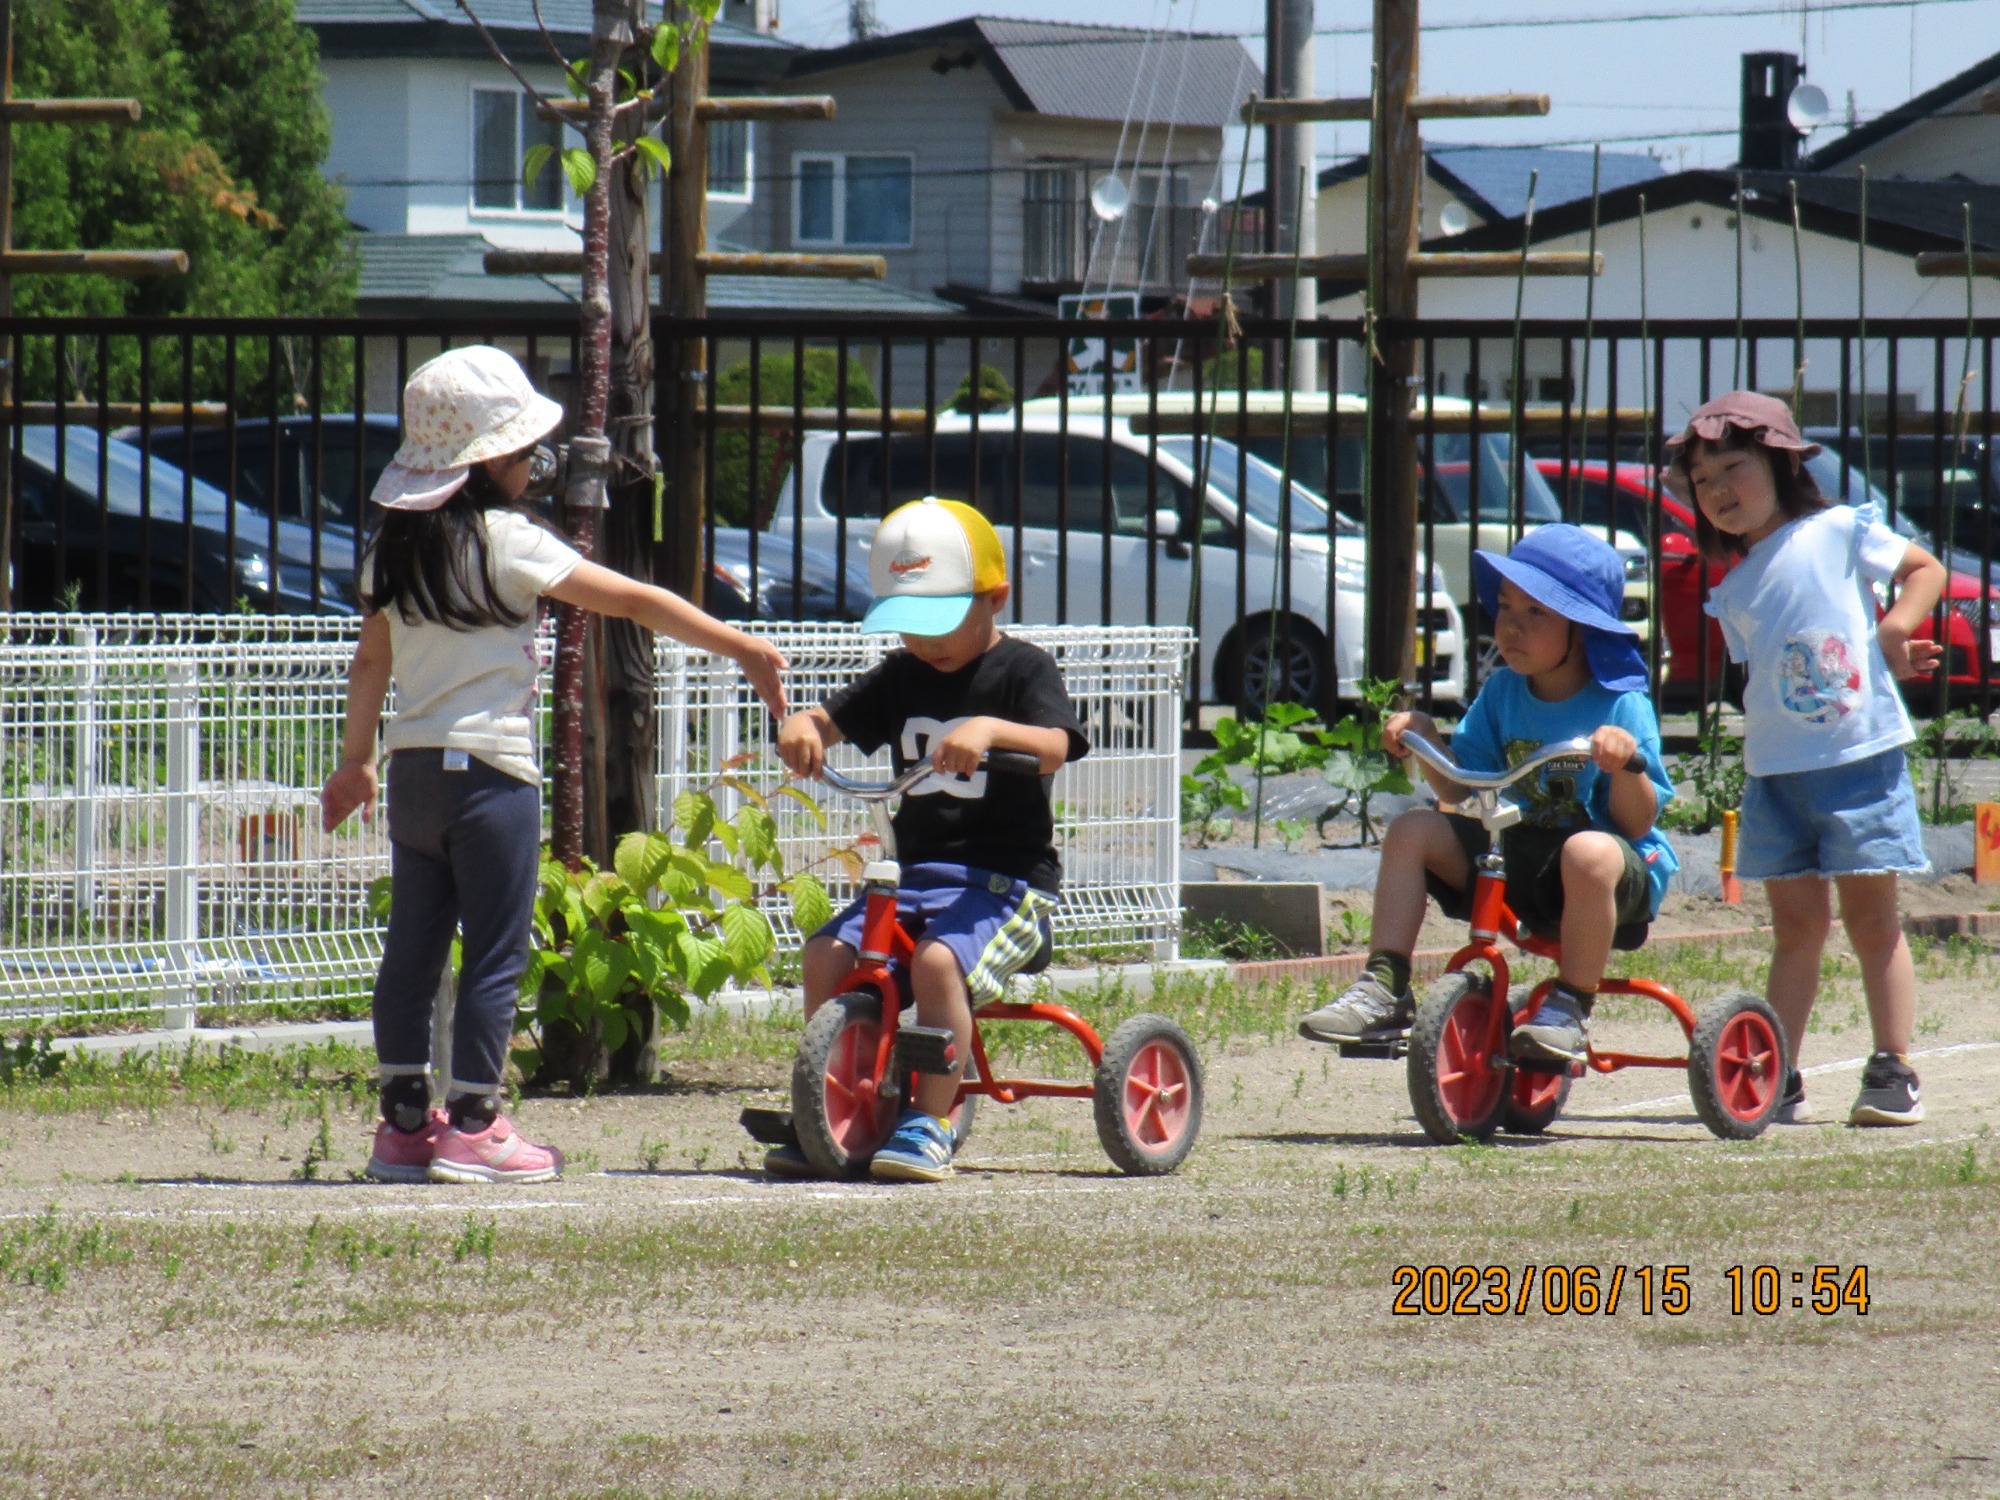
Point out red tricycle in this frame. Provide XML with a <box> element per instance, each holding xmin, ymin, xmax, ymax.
<box><xmin>742</xmin><ymin>750</ymin><xmax>1204</xmax><ymax>1177</ymax></box>
<box><xmin>1390</xmin><ymin>733</ymin><xmax>1787</xmax><ymax>1143</ymax></box>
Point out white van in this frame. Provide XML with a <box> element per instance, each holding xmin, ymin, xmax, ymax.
<box><xmin>764</xmin><ymin>411</ymin><xmax>1466</xmax><ymax>709</ymax></box>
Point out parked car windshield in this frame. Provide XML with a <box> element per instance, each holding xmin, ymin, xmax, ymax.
<box><xmin>1154</xmin><ymin>437</ymin><xmax>1356</xmax><ymax>535</ymax></box>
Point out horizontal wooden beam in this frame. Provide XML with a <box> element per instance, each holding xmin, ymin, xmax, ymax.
<box><xmin>1184</xmin><ymin>250</ymin><xmax>1601</xmax><ymax>281</ymax></box>
<box><xmin>697</xmin><ymin>95</ymin><xmax>835</xmax><ymax>122</ymax></box>
<box><xmin>1242</xmin><ymin>92</ymin><xmax>1548</xmax><ymax>124</ymax></box>
<box><xmin>707</xmin><ymin>404</ymin><xmax>929</xmax><ymax>432</ymax></box>
<box><xmin>484</xmin><ymin>249</ymin><xmax>887</xmax><ymax>280</ymax></box>
<box><xmin>1128</xmin><ymin>406</ymin><xmax>1653</xmax><ymax>438</ymax></box>
<box><xmin>0</xmin><ymin>401</ymin><xmax>228</xmax><ymax>426</ymax></box>
<box><xmin>1915</xmin><ymin>251</ymin><xmax>2000</xmax><ymax>278</ymax></box>
<box><xmin>0</xmin><ymin>97</ymin><xmax>141</xmax><ymax>124</ymax></box>
<box><xmin>0</xmin><ymin>250</ymin><xmax>188</xmax><ymax>277</ymax></box>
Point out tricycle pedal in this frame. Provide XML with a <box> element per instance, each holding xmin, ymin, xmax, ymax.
<box><xmin>1337</xmin><ymin>1036</ymin><xmax>1408</xmax><ymax>1060</ymax></box>
<box><xmin>894</xmin><ymin>1024</ymin><xmax>959</xmax><ymax>1076</ymax></box>
<box><xmin>739</xmin><ymin>1106</ymin><xmax>796</xmax><ymax>1146</ymax></box>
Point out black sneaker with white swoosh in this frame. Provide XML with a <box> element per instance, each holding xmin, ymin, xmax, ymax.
<box><xmin>1849</xmin><ymin>1052</ymin><xmax>1924</xmax><ymax>1127</ymax></box>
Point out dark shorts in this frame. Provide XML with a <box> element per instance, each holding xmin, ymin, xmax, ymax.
<box><xmin>814</xmin><ymin>862</ymin><xmax>1056</xmax><ymax>1005</ymax></box>
<box><xmin>1425</xmin><ymin>816</ymin><xmax>1651</xmax><ymax>940</ymax></box>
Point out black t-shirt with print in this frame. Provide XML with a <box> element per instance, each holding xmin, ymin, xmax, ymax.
<box><xmin>823</xmin><ymin>636</ymin><xmax>1090</xmax><ymax>893</ymax></box>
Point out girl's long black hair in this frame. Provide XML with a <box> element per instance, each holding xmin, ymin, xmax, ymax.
<box><xmin>1678</xmin><ymin>426</ymin><xmax>1828</xmax><ymax>563</ymax></box>
<box><xmin>361</xmin><ymin>466</ymin><xmax>532</xmax><ymax>629</ymax></box>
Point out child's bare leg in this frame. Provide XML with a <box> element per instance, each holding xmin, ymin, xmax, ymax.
<box><xmin>801</xmin><ymin>935</ymin><xmax>857</xmax><ymax>1024</ymax></box>
<box><xmin>1834</xmin><ymin>873</ymin><xmax>1915</xmax><ymax>1056</ymax></box>
<box><xmin>1765</xmin><ymin>877</ymin><xmax>1832</xmax><ymax>1066</ymax></box>
<box><xmin>1555</xmin><ymin>832</ymin><xmax>1624</xmax><ymax>991</ymax></box>
<box><xmin>1370</xmin><ymin>807</ymin><xmax>1472</xmax><ymax>955</ymax></box>
<box><xmin>909</xmin><ymin>939</ymin><xmax>973</xmax><ymax>1119</ymax></box>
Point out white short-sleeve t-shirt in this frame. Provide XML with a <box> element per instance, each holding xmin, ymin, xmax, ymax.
<box><xmin>377</xmin><ymin>508</ymin><xmax>583</xmax><ymax>784</ymax></box>
<box><xmin>1705</xmin><ymin>504</ymin><xmax>1914</xmax><ymax>777</ymax></box>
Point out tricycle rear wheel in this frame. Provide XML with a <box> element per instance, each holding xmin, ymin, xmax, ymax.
<box><xmin>1407</xmin><ymin>971</ymin><xmax>1509</xmax><ymax>1144</ymax></box>
<box><xmin>1688</xmin><ymin>990</ymin><xmax>1786</xmax><ymax>1140</ymax></box>
<box><xmin>1093</xmin><ymin>1015</ymin><xmax>1203</xmax><ymax>1175</ymax></box>
<box><xmin>1501</xmin><ymin>1066</ymin><xmax>1572</xmax><ymax>1135</ymax></box>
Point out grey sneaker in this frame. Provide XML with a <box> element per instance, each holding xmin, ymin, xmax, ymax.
<box><xmin>1849</xmin><ymin>1052</ymin><xmax>1923</xmax><ymax>1127</ymax></box>
<box><xmin>1774</xmin><ymin>1068</ymin><xmax>1811</xmax><ymax>1124</ymax></box>
<box><xmin>1298</xmin><ymin>975</ymin><xmax>1414</xmax><ymax>1044</ymax></box>
<box><xmin>1509</xmin><ymin>990</ymin><xmax>1589</xmax><ymax>1065</ymax></box>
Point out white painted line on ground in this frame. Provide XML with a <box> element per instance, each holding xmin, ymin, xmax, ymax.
<box><xmin>1603</xmin><ymin>1040</ymin><xmax>2000</xmax><ymax>1116</ymax></box>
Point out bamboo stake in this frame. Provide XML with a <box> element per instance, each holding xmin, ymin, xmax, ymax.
<box><xmin>1576</xmin><ymin>143</ymin><xmax>1602</xmax><ymax>519</ymax></box>
<box><xmin>1790</xmin><ymin>178</ymin><xmax>1806</xmax><ymax>410</ymax></box>
<box><xmin>1732</xmin><ymin>171</ymin><xmax>1745</xmax><ymax>389</ymax></box>
<box><xmin>1506</xmin><ymin>170</ymin><xmax>1539</xmax><ymax>547</ymax></box>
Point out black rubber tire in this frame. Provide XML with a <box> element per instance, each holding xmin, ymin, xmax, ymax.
<box><xmin>1501</xmin><ymin>1066</ymin><xmax>1573</xmax><ymax>1135</ymax></box>
<box><xmin>948</xmin><ymin>1060</ymin><xmax>979</xmax><ymax>1157</ymax></box>
<box><xmin>1406</xmin><ymin>971</ymin><xmax>1510</xmax><ymax>1144</ymax></box>
<box><xmin>1223</xmin><ymin>617</ymin><xmax>1331</xmax><ymax>716</ymax></box>
<box><xmin>792</xmin><ymin>990</ymin><xmax>895</xmax><ymax>1177</ymax></box>
<box><xmin>1687</xmin><ymin>990</ymin><xmax>1786</xmax><ymax>1141</ymax></box>
<box><xmin>1092</xmin><ymin>1014</ymin><xmax>1204</xmax><ymax>1176</ymax></box>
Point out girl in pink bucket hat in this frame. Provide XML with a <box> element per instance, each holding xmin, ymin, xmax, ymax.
<box><xmin>320</xmin><ymin>345</ymin><xmax>789</xmax><ymax>1184</ymax></box>
<box><xmin>1674</xmin><ymin>389</ymin><xmax>1945</xmax><ymax>1127</ymax></box>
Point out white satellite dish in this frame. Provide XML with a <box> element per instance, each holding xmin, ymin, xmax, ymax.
<box><xmin>1089</xmin><ymin>174</ymin><xmax>1130</xmax><ymax>223</ymax></box>
<box><xmin>1200</xmin><ymin>196</ymin><xmax>1219</xmax><ymax>217</ymax></box>
<box><xmin>1439</xmin><ymin>201</ymin><xmax>1471</xmax><ymax>236</ymax></box>
<box><xmin>1787</xmin><ymin>82</ymin><xmax>1831</xmax><ymax>133</ymax></box>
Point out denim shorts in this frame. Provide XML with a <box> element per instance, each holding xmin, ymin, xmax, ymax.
<box><xmin>815</xmin><ymin>862</ymin><xmax>1056</xmax><ymax>1005</ymax></box>
<box><xmin>1737</xmin><ymin>746</ymin><xmax>1928</xmax><ymax>881</ymax></box>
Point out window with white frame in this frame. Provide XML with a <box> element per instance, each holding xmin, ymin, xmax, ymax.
<box><xmin>472</xmin><ymin>87</ymin><xmax>563</xmax><ymax>213</ymax></box>
<box><xmin>793</xmin><ymin>153</ymin><xmax>913</xmax><ymax>248</ymax></box>
<box><xmin>707</xmin><ymin>117</ymin><xmax>753</xmax><ymax>199</ymax></box>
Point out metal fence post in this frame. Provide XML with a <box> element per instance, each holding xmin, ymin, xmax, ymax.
<box><xmin>70</xmin><ymin>622</ymin><xmax>97</xmax><ymax>920</ymax></box>
<box><xmin>161</xmin><ymin>661</ymin><xmax>199</xmax><ymax>1032</ymax></box>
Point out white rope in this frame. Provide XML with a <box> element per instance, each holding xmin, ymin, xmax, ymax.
<box><xmin>1083</xmin><ymin>0</ymin><xmax>1166</xmax><ymax>292</ymax></box>
<box><xmin>1133</xmin><ymin>0</ymin><xmax>1204</xmax><ymax>294</ymax></box>
<box><xmin>1096</xmin><ymin>1</ymin><xmax>1178</xmax><ymax>295</ymax></box>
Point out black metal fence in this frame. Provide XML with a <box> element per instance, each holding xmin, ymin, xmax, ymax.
<box><xmin>4</xmin><ymin>312</ymin><xmax>1997</xmax><ymax>725</ymax></box>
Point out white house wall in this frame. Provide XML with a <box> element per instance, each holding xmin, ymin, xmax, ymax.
<box><xmin>320</xmin><ymin>60</ymin><xmax>413</xmax><ymax>236</ymax></box>
<box><xmin>1314</xmin><ymin>174</ymin><xmax>1487</xmax><ymax>261</ymax></box>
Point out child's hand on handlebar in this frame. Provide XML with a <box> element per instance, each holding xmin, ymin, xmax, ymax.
<box><xmin>931</xmin><ymin>716</ymin><xmax>998</xmax><ymax>777</ymax></box>
<box><xmin>777</xmin><ymin>711</ymin><xmax>827</xmax><ymax>780</ymax></box>
<box><xmin>1381</xmin><ymin>709</ymin><xmax>1440</xmax><ymax>761</ymax></box>
<box><xmin>1589</xmin><ymin>724</ymin><xmax>1641</xmax><ymax>774</ymax></box>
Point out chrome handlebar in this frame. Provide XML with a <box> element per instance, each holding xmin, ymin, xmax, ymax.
<box><xmin>1398</xmin><ymin>732</ymin><xmax>1594</xmax><ymax>791</ymax></box>
<box><xmin>816</xmin><ymin>749</ymin><xmax>1045</xmax><ymax>802</ymax></box>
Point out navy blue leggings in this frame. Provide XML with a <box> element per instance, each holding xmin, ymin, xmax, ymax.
<box><xmin>373</xmin><ymin>750</ymin><xmax>541</xmax><ymax>1096</ymax></box>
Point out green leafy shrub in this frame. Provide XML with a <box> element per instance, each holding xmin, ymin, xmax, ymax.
<box><xmin>711</xmin><ymin>349</ymin><xmax>879</xmax><ymax>527</ymax></box>
<box><xmin>1659</xmin><ymin>723</ymin><xmax>1746</xmax><ymax>834</ymax></box>
<box><xmin>950</xmin><ymin>363</ymin><xmax>1015</xmax><ymax>413</ymax></box>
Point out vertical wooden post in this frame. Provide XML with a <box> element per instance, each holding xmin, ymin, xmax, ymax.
<box><xmin>0</xmin><ymin>0</ymin><xmax>16</xmax><ymax>612</ymax></box>
<box><xmin>1364</xmin><ymin>0</ymin><xmax>1420</xmax><ymax>687</ymax></box>
<box><xmin>661</xmin><ymin>1</ymin><xmax>709</xmax><ymax>605</ymax></box>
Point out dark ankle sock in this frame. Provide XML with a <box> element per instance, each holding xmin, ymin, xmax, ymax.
<box><xmin>448</xmin><ymin>1093</ymin><xmax>500</xmax><ymax>1132</ymax></box>
<box><xmin>1365</xmin><ymin>951</ymin><xmax>1412</xmax><ymax>996</ymax></box>
<box><xmin>380</xmin><ymin>1075</ymin><xmax>431</xmax><ymax>1133</ymax></box>
<box><xmin>1553</xmin><ymin>980</ymin><xmax>1596</xmax><ymax>1017</ymax></box>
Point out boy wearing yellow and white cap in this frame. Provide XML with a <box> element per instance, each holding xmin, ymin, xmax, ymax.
<box><xmin>777</xmin><ymin>497</ymin><xmax>1089</xmax><ymax>1182</ymax></box>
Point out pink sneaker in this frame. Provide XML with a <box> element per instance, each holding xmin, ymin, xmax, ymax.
<box><xmin>426</xmin><ymin>1115</ymin><xmax>564</xmax><ymax>1184</ymax></box>
<box><xmin>365</xmin><ymin>1109</ymin><xmax>449</xmax><ymax>1183</ymax></box>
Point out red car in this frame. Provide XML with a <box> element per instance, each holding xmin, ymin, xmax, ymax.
<box><xmin>1537</xmin><ymin>459</ymin><xmax>2000</xmax><ymax>703</ymax></box>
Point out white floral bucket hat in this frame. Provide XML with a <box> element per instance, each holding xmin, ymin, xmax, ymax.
<box><xmin>370</xmin><ymin>345</ymin><xmax>566</xmax><ymax>511</ymax></box>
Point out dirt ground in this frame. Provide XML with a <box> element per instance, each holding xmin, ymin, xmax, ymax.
<box><xmin>3</xmin><ymin>937</ymin><xmax>2000</xmax><ymax>1498</ymax></box>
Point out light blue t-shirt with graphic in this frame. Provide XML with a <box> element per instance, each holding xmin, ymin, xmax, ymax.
<box><xmin>1451</xmin><ymin>668</ymin><xmax>1679</xmax><ymax>916</ymax></box>
<box><xmin>1704</xmin><ymin>504</ymin><xmax>1914</xmax><ymax>778</ymax></box>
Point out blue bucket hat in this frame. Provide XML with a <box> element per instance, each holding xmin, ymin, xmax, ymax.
<box><xmin>1473</xmin><ymin>524</ymin><xmax>1649</xmax><ymax>694</ymax></box>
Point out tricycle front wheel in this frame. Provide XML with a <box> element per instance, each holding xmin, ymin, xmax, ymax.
<box><xmin>1407</xmin><ymin>971</ymin><xmax>1510</xmax><ymax>1144</ymax></box>
<box><xmin>793</xmin><ymin>990</ymin><xmax>896</xmax><ymax>1176</ymax></box>
<box><xmin>1093</xmin><ymin>1015</ymin><xmax>1203</xmax><ymax>1175</ymax></box>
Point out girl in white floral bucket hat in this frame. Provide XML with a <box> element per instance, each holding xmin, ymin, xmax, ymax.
<box><xmin>322</xmin><ymin>345</ymin><xmax>789</xmax><ymax>1185</ymax></box>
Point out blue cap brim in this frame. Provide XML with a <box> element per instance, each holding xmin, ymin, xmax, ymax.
<box><xmin>859</xmin><ymin>592</ymin><xmax>974</xmax><ymax>636</ymax></box>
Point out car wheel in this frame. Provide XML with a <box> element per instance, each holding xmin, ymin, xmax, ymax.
<box><xmin>1228</xmin><ymin>618</ymin><xmax>1329</xmax><ymax>715</ymax></box>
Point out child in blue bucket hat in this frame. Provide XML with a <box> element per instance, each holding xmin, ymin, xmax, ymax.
<box><xmin>1300</xmin><ymin>524</ymin><xmax>1677</xmax><ymax>1065</ymax></box>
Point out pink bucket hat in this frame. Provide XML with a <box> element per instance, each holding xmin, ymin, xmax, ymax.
<box><xmin>370</xmin><ymin>345</ymin><xmax>566</xmax><ymax>511</ymax></box>
<box><xmin>1664</xmin><ymin>390</ymin><xmax>1821</xmax><ymax>470</ymax></box>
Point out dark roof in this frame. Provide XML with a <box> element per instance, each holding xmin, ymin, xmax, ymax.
<box><xmin>786</xmin><ymin>15</ymin><xmax>1257</xmax><ymax>127</ymax></box>
<box><xmin>297</xmin><ymin>2</ymin><xmax>796</xmax><ymax>81</ymax></box>
<box><xmin>1305</xmin><ymin>147</ymin><xmax>1664</xmax><ymax>220</ymax></box>
<box><xmin>353</xmin><ymin>232</ymin><xmax>961</xmax><ymax>317</ymax></box>
<box><xmin>1804</xmin><ymin>46</ymin><xmax>2000</xmax><ymax>173</ymax></box>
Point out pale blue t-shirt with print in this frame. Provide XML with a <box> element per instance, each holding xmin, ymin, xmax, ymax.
<box><xmin>1704</xmin><ymin>504</ymin><xmax>1914</xmax><ymax>778</ymax></box>
<box><xmin>1451</xmin><ymin>668</ymin><xmax>1679</xmax><ymax>917</ymax></box>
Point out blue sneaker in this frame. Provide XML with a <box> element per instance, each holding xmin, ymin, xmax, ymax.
<box><xmin>869</xmin><ymin>1108</ymin><xmax>955</xmax><ymax>1183</ymax></box>
<box><xmin>1508</xmin><ymin>989</ymin><xmax>1590</xmax><ymax>1065</ymax></box>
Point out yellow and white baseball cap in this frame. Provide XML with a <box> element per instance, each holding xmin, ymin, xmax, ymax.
<box><xmin>862</xmin><ymin>497</ymin><xmax>1008</xmax><ymax>635</ymax></box>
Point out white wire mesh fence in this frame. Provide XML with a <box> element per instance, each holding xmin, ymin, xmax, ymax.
<box><xmin>1</xmin><ymin>616</ymin><xmax>1188</xmax><ymax>1030</ymax></box>
<box><xmin>657</xmin><ymin>625</ymin><xmax>1189</xmax><ymax>962</ymax></box>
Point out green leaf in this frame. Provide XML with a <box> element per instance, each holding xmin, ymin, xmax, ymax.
<box><xmin>522</xmin><ymin>142</ymin><xmax>555</xmax><ymax>189</ymax></box>
<box><xmin>366</xmin><ymin>875</ymin><xmax>395</xmax><ymax>921</ymax></box>
<box><xmin>705</xmin><ymin>860</ymin><xmax>754</xmax><ymax>901</ymax></box>
<box><xmin>649</xmin><ymin>24</ymin><xmax>681</xmax><ymax>73</ymax></box>
<box><xmin>1324</xmin><ymin>748</ymin><xmax>1392</xmax><ymax>794</ymax></box>
<box><xmin>673</xmin><ymin>931</ymin><xmax>732</xmax><ymax>997</ymax></box>
<box><xmin>600</xmin><ymin>1005</ymin><xmax>630</xmax><ymax>1054</ymax></box>
<box><xmin>772</xmin><ymin>783</ymin><xmax>828</xmax><ymax>828</ymax></box>
<box><xmin>1263</xmin><ymin>702</ymin><xmax>1320</xmax><ymax>731</ymax></box>
<box><xmin>560</xmin><ymin>146</ymin><xmax>597</xmax><ymax>195</ymax></box>
<box><xmin>655</xmin><ymin>989</ymin><xmax>691</xmax><ymax>1033</ymax></box>
<box><xmin>673</xmin><ymin>790</ymin><xmax>716</xmax><ymax>849</ymax></box>
<box><xmin>739</xmin><ymin>806</ymin><xmax>779</xmax><ymax>872</ymax></box>
<box><xmin>564</xmin><ymin>57</ymin><xmax>589</xmax><ymax>99</ymax></box>
<box><xmin>710</xmin><ymin>820</ymin><xmax>741</xmax><ymax>857</ymax></box>
<box><xmin>720</xmin><ymin>902</ymin><xmax>774</xmax><ymax>973</ymax></box>
<box><xmin>633</xmin><ymin>134</ymin><xmax>671</xmax><ymax>182</ymax></box>
<box><xmin>786</xmin><ymin>871</ymin><xmax>833</xmax><ymax>935</ymax></box>
<box><xmin>614</xmin><ymin>831</ymin><xmax>676</xmax><ymax>895</ymax></box>
<box><xmin>715</xmin><ymin>775</ymin><xmax>769</xmax><ymax>811</ymax></box>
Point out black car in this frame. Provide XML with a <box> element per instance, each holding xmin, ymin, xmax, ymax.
<box><xmin>1806</xmin><ymin>425</ymin><xmax>2000</xmax><ymax>559</ymax></box>
<box><xmin>120</xmin><ymin>414</ymin><xmax>402</xmax><ymax>533</ymax></box>
<box><xmin>707</xmin><ymin>528</ymin><xmax>872</xmax><ymax>620</ymax></box>
<box><xmin>11</xmin><ymin>426</ymin><xmax>355</xmax><ymax>613</ymax></box>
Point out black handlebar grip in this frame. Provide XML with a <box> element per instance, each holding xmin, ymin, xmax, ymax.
<box><xmin>1622</xmin><ymin>753</ymin><xmax>1649</xmax><ymax>775</ymax></box>
<box><xmin>982</xmin><ymin>750</ymin><xmax>1045</xmax><ymax>777</ymax></box>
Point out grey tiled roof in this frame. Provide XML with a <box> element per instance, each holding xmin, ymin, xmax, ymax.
<box><xmin>296</xmin><ymin>2</ymin><xmax>794</xmax><ymax>53</ymax></box>
<box><xmin>353</xmin><ymin>232</ymin><xmax>960</xmax><ymax>315</ymax></box>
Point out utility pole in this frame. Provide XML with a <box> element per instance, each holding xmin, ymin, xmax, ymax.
<box><xmin>849</xmin><ymin>0</ymin><xmax>880</xmax><ymax>43</ymax></box>
<box><xmin>1191</xmin><ymin>0</ymin><xmax>1594</xmax><ymax>688</ymax></box>
<box><xmin>1265</xmin><ymin>0</ymin><xmax>1318</xmax><ymax>385</ymax></box>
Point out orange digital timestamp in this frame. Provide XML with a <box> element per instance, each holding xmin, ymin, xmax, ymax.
<box><xmin>1389</xmin><ymin>1264</ymin><xmax>1692</xmax><ymax>1317</ymax></box>
<box><xmin>1722</xmin><ymin>1264</ymin><xmax>1870</xmax><ymax>1315</ymax></box>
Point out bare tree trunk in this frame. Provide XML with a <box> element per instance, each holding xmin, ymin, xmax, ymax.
<box><xmin>660</xmin><ymin>4</ymin><xmax>709</xmax><ymax>604</ymax></box>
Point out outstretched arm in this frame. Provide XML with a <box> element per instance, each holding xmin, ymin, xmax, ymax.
<box><xmin>544</xmin><ymin>561</ymin><xmax>789</xmax><ymax>719</ymax></box>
